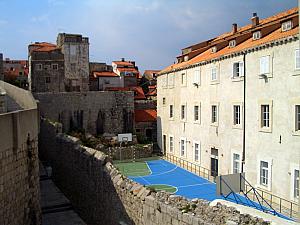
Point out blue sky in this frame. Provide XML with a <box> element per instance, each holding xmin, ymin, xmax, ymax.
<box><xmin>0</xmin><ymin>0</ymin><xmax>297</xmax><ymax>72</ymax></box>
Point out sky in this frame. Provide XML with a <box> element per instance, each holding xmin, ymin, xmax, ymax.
<box><xmin>0</xmin><ymin>0</ymin><xmax>297</xmax><ymax>72</ymax></box>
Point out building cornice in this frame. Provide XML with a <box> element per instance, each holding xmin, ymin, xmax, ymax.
<box><xmin>158</xmin><ymin>34</ymin><xmax>299</xmax><ymax>76</ymax></box>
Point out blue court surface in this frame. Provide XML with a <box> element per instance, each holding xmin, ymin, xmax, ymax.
<box><xmin>129</xmin><ymin>159</ymin><xmax>291</xmax><ymax>221</ymax></box>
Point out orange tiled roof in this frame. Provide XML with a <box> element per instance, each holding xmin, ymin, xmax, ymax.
<box><xmin>93</xmin><ymin>71</ymin><xmax>119</xmax><ymax>77</ymax></box>
<box><xmin>143</xmin><ymin>70</ymin><xmax>160</xmax><ymax>76</ymax></box>
<box><xmin>30</xmin><ymin>42</ymin><xmax>59</xmax><ymax>52</ymax></box>
<box><xmin>135</xmin><ymin>109</ymin><xmax>157</xmax><ymax>122</ymax></box>
<box><xmin>161</xmin><ymin>7</ymin><xmax>298</xmax><ymax>74</ymax></box>
<box><xmin>117</xmin><ymin>67</ymin><xmax>139</xmax><ymax>73</ymax></box>
<box><xmin>105</xmin><ymin>86</ymin><xmax>146</xmax><ymax>100</ymax></box>
<box><xmin>113</xmin><ymin>61</ymin><xmax>134</xmax><ymax>67</ymax></box>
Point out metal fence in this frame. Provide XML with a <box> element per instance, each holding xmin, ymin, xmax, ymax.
<box><xmin>164</xmin><ymin>153</ymin><xmax>214</xmax><ymax>182</ymax></box>
<box><xmin>164</xmin><ymin>153</ymin><xmax>299</xmax><ymax>220</ymax></box>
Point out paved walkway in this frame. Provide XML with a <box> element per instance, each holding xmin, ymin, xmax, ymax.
<box><xmin>40</xmin><ymin>162</ymin><xmax>86</xmax><ymax>225</ymax></box>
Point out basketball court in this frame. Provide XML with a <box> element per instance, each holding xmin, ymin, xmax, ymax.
<box><xmin>116</xmin><ymin>159</ymin><xmax>292</xmax><ymax>221</ymax></box>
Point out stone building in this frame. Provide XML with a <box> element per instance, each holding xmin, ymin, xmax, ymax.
<box><xmin>57</xmin><ymin>33</ymin><xmax>89</xmax><ymax>92</ymax></box>
<box><xmin>28</xmin><ymin>42</ymin><xmax>65</xmax><ymax>92</ymax></box>
<box><xmin>112</xmin><ymin>58</ymin><xmax>141</xmax><ymax>87</ymax></box>
<box><xmin>0</xmin><ymin>53</ymin><xmax>3</xmax><ymax>80</ymax></box>
<box><xmin>89</xmin><ymin>62</ymin><xmax>123</xmax><ymax>91</ymax></box>
<box><xmin>157</xmin><ymin>7</ymin><xmax>300</xmax><ymax>204</ymax></box>
<box><xmin>3</xmin><ymin>58</ymin><xmax>29</xmax><ymax>89</ymax></box>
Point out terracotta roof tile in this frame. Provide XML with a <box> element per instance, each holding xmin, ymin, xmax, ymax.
<box><xmin>113</xmin><ymin>61</ymin><xmax>134</xmax><ymax>66</ymax></box>
<box><xmin>161</xmin><ymin>7</ymin><xmax>298</xmax><ymax>74</ymax></box>
<box><xmin>135</xmin><ymin>109</ymin><xmax>157</xmax><ymax>122</ymax></box>
<box><xmin>93</xmin><ymin>71</ymin><xmax>119</xmax><ymax>77</ymax></box>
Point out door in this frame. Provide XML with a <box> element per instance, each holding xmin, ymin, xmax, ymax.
<box><xmin>211</xmin><ymin>158</ymin><xmax>218</xmax><ymax>177</ymax></box>
<box><xmin>211</xmin><ymin>147</ymin><xmax>218</xmax><ymax>177</ymax></box>
<box><xmin>163</xmin><ymin>135</ymin><xmax>166</xmax><ymax>155</ymax></box>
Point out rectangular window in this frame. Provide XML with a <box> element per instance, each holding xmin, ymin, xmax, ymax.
<box><xmin>233</xmin><ymin>105</ymin><xmax>241</xmax><ymax>125</ymax></box>
<box><xmin>52</xmin><ymin>64</ymin><xmax>58</xmax><ymax>70</ymax></box>
<box><xmin>169</xmin><ymin>136</ymin><xmax>174</xmax><ymax>153</ymax></box>
<box><xmin>193</xmin><ymin>69</ymin><xmax>200</xmax><ymax>85</ymax></box>
<box><xmin>233</xmin><ymin>153</ymin><xmax>240</xmax><ymax>174</ymax></box>
<box><xmin>295</xmin><ymin>49</ymin><xmax>300</xmax><ymax>70</ymax></box>
<box><xmin>194</xmin><ymin>105</ymin><xmax>199</xmax><ymax>121</ymax></box>
<box><xmin>169</xmin><ymin>105</ymin><xmax>174</xmax><ymax>118</ymax></box>
<box><xmin>180</xmin><ymin>139</ymin><xmax>185</xmax><ymax>156</ymax></box>
<box><xmin>294</xmin><ymin>169</ymin><xmax>299</xmax><ymax>198</ymax></box>
<box><xmin>229</xmin><ymin>40</ymin><xmax>236</xmax><ymax>48</ymax></box>
<box><xmin>260</xmin><ymin>161</ymin><xmax>269</xmax><ymax>186</ymax></box>
<box><xmin>233</xmin><ymin>62</ymin><xmax>244</xmax><ymax>77</ymax></box>
<box><xmin>211</xmin><ymin>67</ymin><xmax>217</xmax><ymax>81</ymax></box>
<box><xmin>260</xmin><ymin>56</ymin><xmax>270</xmax><ymax>74</ymax></box>
<box><xmin>181</xmin><ymin>105</ymin><xmax>186</xmax><ymax>120</ymax></box>
<box><xmin>181</xmin><ymin>73</ymin><xmax>186</xmax><ymax>85</ymax></box>
<box><xmin>296</xmin><ymin>105</ymin><xmax>300</xmax><ymax>131</ymax></box>
<box><xmin>168</xmin><ymin>74</ymin><xmax>174</xmax><ymax>87</ymax></box>
<box><xmin>282</xmin><ymin>20</ymin><xmax>292</xmax><ymax>32</ymax></box>
<box><xmin>253</xmin><ymin>31</ymin><xmax>261</xmax><ymax>40</ymax></box>
<box><xmin>261</xmin><ymin>105</ymin><xmax>270</xmax><ymax>128</ymax></box>
<box><xmin>212</xmin><ymin>105</ymin><xmax>217</xmax><ymax>123</ymax></box>
<box><xmin>162</xmin><ymin>97</ymin><xmax>166</xmax><ymax>105</ymax></box>
<box><xmin>35</xmin><ymin>64</ymin><xmax>42</xmax><ymax>71</ymax></box>
<box><xmin>45</xmin><ymin>77</ymin><xmax>51</xmax><ymax>83</ymax></box>
<box><xmin>194</xmin><ymin>142</ymin><xmax>200</xmax><ymax>161</ymax></box>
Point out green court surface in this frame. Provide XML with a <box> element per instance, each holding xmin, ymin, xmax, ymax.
<box><xmin>113</xmin><ymin>156</ymin><xmax>160</xmax><ymax>176</ymax></box>
<box><xmin>147</xmin><ymin>184</ymin><xmax>177</xmax><ymax>193</ymax></box>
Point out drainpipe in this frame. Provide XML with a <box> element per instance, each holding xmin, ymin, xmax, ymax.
<box><xmin>241</xmin><ymin>52</ymin><xmax>246</xmax><ymax>173</ymax></box>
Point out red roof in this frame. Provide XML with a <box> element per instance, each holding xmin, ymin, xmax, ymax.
<box><xmin>30</xmin><ymin>42</ymin><xmax>59</xmax><ymax>52</ymax></box>
<box><xmin>143</xmin><ymin>70</ymin><xmax>160</xmax><ymax>76</ymax></box>
<box><xmin>161</xmin><ymin>7</ymin><xmax>298</xmax><ymax>74</ymax></box>
<box><xmin>117</xmin><ymin>67</ymin><xmax>139</xmax><ymax>74</ymax></box>
<box><xmin>135</xmin><ymin>109</ymin><xmax>157</xmax><ymax>122</ymax></box>
<box><xmin>113</xmin><ymin>61</ymin><xmax>134</xmax><ymax>67</ymax></box>
<box><xmin>105</xmin><ymin>86</ymin><xmax>146</xmax><ymax>100</ymax></box>
<box><xmin>93</xmin><ymin>71</ymin><xmax>119</xmax><ymax>77</ymax></box>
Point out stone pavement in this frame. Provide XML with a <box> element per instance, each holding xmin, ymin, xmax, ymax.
<box><xmin>40</xmin><ymin>162</ymin><xmax>86</xmax><ymax>225</ymax></box>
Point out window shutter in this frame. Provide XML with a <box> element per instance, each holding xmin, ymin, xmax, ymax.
<box><xmin>194</xmin><ymin>70</ymin><xmax>200</xmax><ymax>84</ymax></box>
<box><xmin>260</xmin><ymin>57</ymin><xmax>264</xmax><ymax>74</ymax></box>
<box><xmin>265</xmin><ymin>56</ymin><xmax>269</xmax><ymax>73</ymax></box>
<box><xmin>239</xmin><ymin>62</ymin><xmax>244</xmax><ymax>76</ymax></box>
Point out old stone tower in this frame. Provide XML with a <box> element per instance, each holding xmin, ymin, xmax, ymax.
<box><xmin>57</xmin><ymin>33</ymin><xmax>89</xmax><ymax>92</ymax></box>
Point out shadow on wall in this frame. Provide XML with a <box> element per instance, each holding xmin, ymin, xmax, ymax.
<box><xmin>39</xmin><ymin>119</ymin><xmax>134</xmax><ymax>225</ymax></box>
<box><xmin>156</xmin><ymin>116</ymin><xmax>163</xmax><ymax>154</ymax></box>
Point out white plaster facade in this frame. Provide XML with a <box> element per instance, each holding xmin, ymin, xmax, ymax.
<box><xmin>157</xmin><ymin>25</ymin><xmax>300</xmax><ymax>203</ymax></box>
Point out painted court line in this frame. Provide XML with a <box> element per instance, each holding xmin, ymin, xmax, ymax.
<box><xmin>141</xmin><ymin>164</ymin><xmax>178</xmax><ymax>177</ymax></box>
<box><xmin>176</xmin><ymin>182</ymin><xmax>212</xmax><ymax>189</ymax></box>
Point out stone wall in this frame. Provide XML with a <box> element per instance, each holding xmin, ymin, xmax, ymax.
<box><xmin>39</xmin><ymin>119</ymin><xmax>269</xmax><ymax>225</ymax></box>
<box><xmin>0</xmin><ymin>82</ymin><xmax>41</xmax><ymax>225</ymax></box>
<box><xmin>34</xmin><ymin>91</ymin><xmax>134</xmax><ymax>135</ymax></box>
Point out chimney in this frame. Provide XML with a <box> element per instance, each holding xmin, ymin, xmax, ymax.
<box><xmin>251</xmin><ymin>13</ymin><xmax>259</xmax><ymax>27</ymax></box>
<box><xmin>232</xmin><ymin>23</ymin><xmax>238</xmax><ymax>33</ymax></box>
<box><xmin>121</xmin><ymin>58</ymin><xmax>125</xmax><ymax>62</ymax></box>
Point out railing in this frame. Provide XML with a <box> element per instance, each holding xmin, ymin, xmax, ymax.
<box><xmin>164</xmin><ymin>153</ymin><xmax>214</xmax><ymax>182</ymax></box>
<box><xmin>245</xmin><ymin>185</ymin><xmax>299</xmax><ymax>220</ymax></box>
<box><xmin>164</xmin><ymin>153</ymin><xmax>299</xmax><ymax>220</ymax></box>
